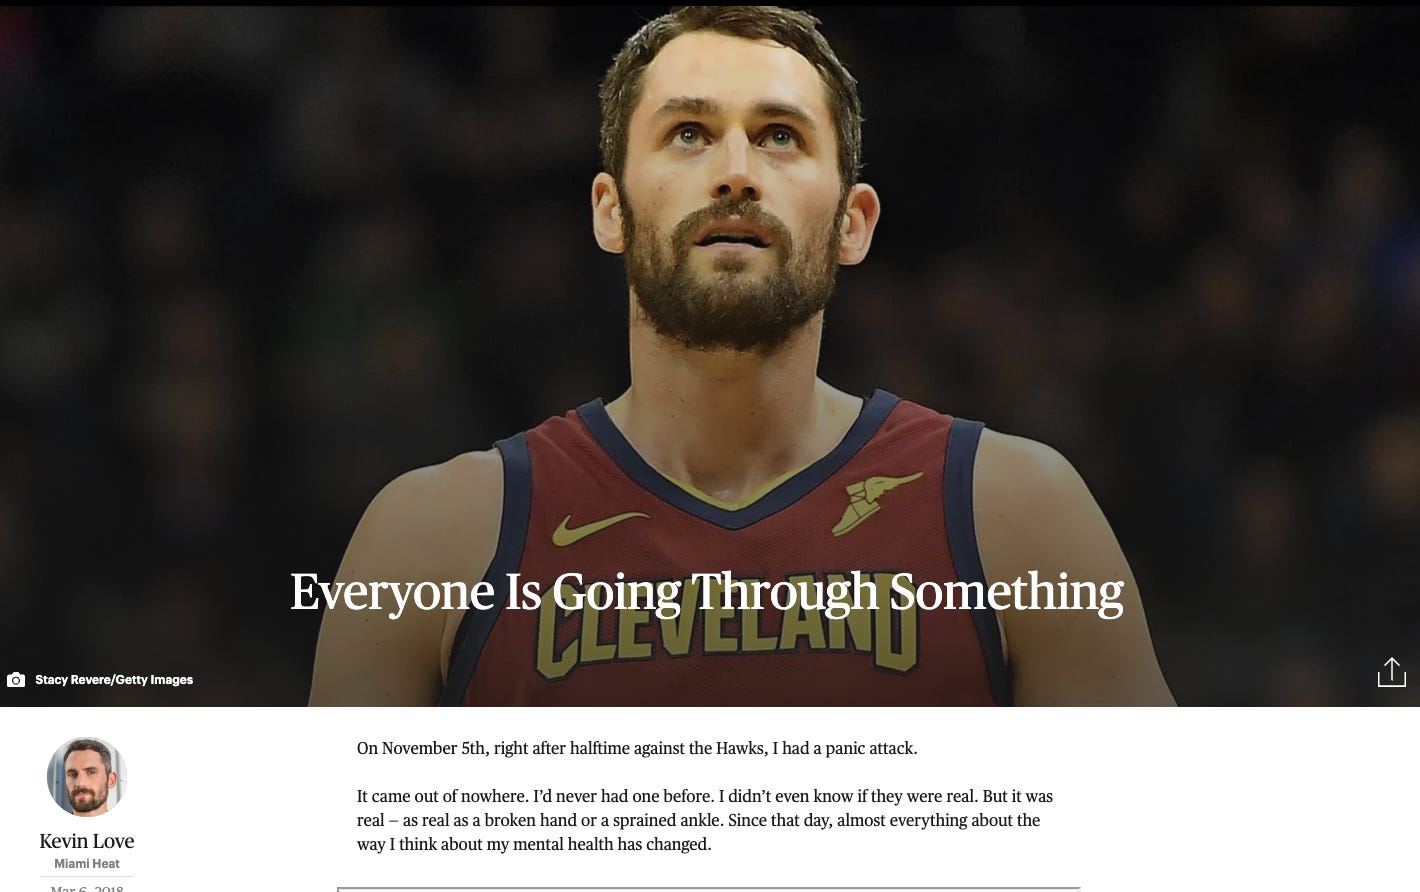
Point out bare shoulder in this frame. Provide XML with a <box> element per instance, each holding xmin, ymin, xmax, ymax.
<box><xmin>972</xmin><ymin>429</ymin><xmax>1117</xmax><ymax>567</ymax></box>
<box><xmin>971</xmin><ymin>428</ymin><xmax>1175</xmax><ymax>706</ymax></box>
<box><xmin>973</xmin><ymin>429</ymin><xmax>1087</xmax><ymax>541</ymax></box>
<box><xmin>308</xmin><ymin>449</ymin><xmax>504</xmax><ymax>706</ymax></box>
<box><xmin>351</xmin><ymin>450</ymin><xmax>505</xmax><ymax>576</ymax></box>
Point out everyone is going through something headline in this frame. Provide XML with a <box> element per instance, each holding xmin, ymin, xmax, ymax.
<box><xmin>291</xmin><ymin>571</ymin><xmax>1126</xmax><ymax>621</ymax></box>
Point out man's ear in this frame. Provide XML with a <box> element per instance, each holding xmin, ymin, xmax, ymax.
<box><xmin>837</xmin><ymin>183</ymin><xmax>881</xmax><ymax>266</ymax></box>
<box><xmin>592</xmin><ymin>173</ymin><xmax>625</xmax><ymax>254</ymax></box>
<box><xmin>106</xmin><ymin>772</ymin><xmax>117</xmax><ymax>790</ymax></box>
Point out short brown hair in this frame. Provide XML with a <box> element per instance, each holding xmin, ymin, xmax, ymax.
<box><xmin>65</xmin><ymin>739</ymin><xmax>114</xmax><ymax>777</ymax></box>
<box><xmin>599</xmin><ymin>6</ymin><xmax>862</xmax><ymax>192</ymax></box>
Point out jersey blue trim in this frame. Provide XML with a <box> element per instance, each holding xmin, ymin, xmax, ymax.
<box><xmin>576</xmin><ymin>389</ymin><xmax>900</xmax><ymax>531</ymax></box>
<box><xmin>943</xmin><ymin>418</ymin><xmax>1013</xmax><ymax>706</ymax></box>
<box><xmin>439</xmin><ymin>434</ymin><xmax>532</xmax><ymax>707</ymax></box>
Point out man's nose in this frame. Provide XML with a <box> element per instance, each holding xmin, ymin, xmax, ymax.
<box><xmin>711</xmin><ymin>130</ymin><xmax>760</xmax><ymax>202</ymax></box>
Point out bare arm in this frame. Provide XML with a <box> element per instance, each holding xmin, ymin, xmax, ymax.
<box><xmin>974</xmin><ymin>429</ymin><xmax>1174</xmax><ymax>706</ymax></box>
<box><xmin>308</xmin><ymin>450</ymin><xmax>503</xmax><ymax>706</ymax></box>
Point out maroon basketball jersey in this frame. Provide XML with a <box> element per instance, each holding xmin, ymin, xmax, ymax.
<box><xmin>441</xmin><ymin>390</ymin><xmax>1009</xmax><ymax>706</ymax></box>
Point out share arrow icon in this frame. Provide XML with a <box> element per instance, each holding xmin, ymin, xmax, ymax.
<box><xmin>1378</xmin><ymin>658</ymin><xmax>1407</xmax><ymax>689</ymax></box>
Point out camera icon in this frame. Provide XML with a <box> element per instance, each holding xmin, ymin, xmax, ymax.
<box><xmin>6</xmin><ymin>672</ymin><xmax>24</xmax><ymax>688</ymax></box>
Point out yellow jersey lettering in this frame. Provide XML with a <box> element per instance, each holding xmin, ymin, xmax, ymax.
<box><xmin>823</xmin><ymin>573</ymin><xmax>874</xmax><ymax>652</ymax></box>
<box><xmin>616</xmin><ymin>603</ymin><xmax>652</xmax><ymax>660</ymax></box>
<box><xmin>873</xmin><ymin>572</ymin><xmax>918</xmax><ymax>672</ymax></box>
<box><xmin>702</xmin><ymin>592</ymin><xmax>737</xmax><ymax>655</ymax></box>
<box><xmin>535</xmin><ymin>586</ymin><xmax>579</xmax><ymax>680</ymax></box>
<box><xmin>659</xmin><ymin>575</ymin><xmax>700</xmax><ymax>657</ymax></box>
<box><xmin>778</xmin><ymin>601</ymin><xmax>827</xmax><ymax>651</ymax></box>
<box><xmin>579</xmin><ymin>597</ymin><xmax>617</xmax><ymax>665</ymax></box>
<box><xmin>532</xmin><ymin>570</ymin><xmax>923</xmax><ymax>677</ymax></box>
<box><xmin>739</xmin><ymin>603</ymin><xmax>778</xmax><ymax>653</ymax></box>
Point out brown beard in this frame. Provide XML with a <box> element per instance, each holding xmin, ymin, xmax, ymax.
<box><xmin>69</xmin><ymin>785</ymin><xmax>108</xmax><ymax>813</ymax></box>
<box><xmin>622</xmin><ymin>194</ymin><xmax>843</xmax><ymax>353</ymax></box>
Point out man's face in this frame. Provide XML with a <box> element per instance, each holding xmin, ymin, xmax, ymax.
<box><xmin>618</xmin><ymin>31</ymin><xmax>847</xmax><ymax>353</ymax></box>
<box><xmin>65</xmin><ymin>749</ymin><xmax>115</xmax><ymax>815</ymax></box>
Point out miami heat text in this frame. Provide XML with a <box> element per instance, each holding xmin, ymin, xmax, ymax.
<box><xmin>292</xmin><ymin>569</ymin><xmax>1124</xmax><ymax>622</ymax></box>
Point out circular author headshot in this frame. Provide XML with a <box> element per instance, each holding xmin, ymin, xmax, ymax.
<box><xmin>50</xmin><ymin>738</ymin><xmax>126</xmax><ymax>817</ymax></box>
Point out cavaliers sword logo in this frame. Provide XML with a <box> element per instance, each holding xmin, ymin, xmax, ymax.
<box><xmin>832</xmin><ymin>472</ymin><xmax>924</xmax><ymax>537</ymax></box>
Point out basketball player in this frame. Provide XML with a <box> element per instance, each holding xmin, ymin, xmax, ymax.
<box><xmin>309</xmin><ymin>7</ymin><xmax>1173</xmax><ymax>706</ymax></box>
<box><xmin>63</xmin><ymin>739</ymin><xmax>117</xmax><ymax>816</ymax></box>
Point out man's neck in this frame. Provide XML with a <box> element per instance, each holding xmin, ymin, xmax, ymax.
<box><xmin>605</xmin><ymin>314</ymin><xmax>862</xmax><ymax>505</ymax></box>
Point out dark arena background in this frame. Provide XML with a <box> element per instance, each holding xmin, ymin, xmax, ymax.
<box><xmin>1</xmin><ymin>7</ymin><xmax>1417</xmax><ymax>705</ymax></box>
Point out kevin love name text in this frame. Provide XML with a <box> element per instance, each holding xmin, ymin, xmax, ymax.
<box><xmin>40</xmin><ymin>833</ymin><xmax>135</xmax><ymax>849</ymax></box>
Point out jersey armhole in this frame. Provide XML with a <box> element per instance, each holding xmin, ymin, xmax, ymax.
<box><xmin>438</xmin><ymin>433</ymin><xmax>532</xmax><ymax>706</ymax></box>
<box><xmin>943</xmin><ymin>418</ymin><xmax>1013</xmax><ymax>706</ymax></box>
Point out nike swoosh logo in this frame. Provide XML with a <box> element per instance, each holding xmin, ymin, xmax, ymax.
<box><xmin>552</xmin><ymin>511</ymin><xmax>649</xmax><ymax>547</ymax></box>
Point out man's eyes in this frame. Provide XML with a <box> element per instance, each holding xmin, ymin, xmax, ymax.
<box><xmin>761</xmin><ymin>125</ymin><xmax>800</xmax><ymax>149</ymax></box>
<box><xmin>673</xmin><ymin>123</ymin><xmax>707</xmax><ymax>145</ymax></box>
<box><xmin>669</xmin><ymin>123</ymin><xmax>802</xmax><ymax>150</ymax></box>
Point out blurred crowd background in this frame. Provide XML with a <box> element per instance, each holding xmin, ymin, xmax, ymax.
<box><xmin>2</xmin><ymin>7</ymin><xmax>1416</xmax><ymax>705</ymax></box>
